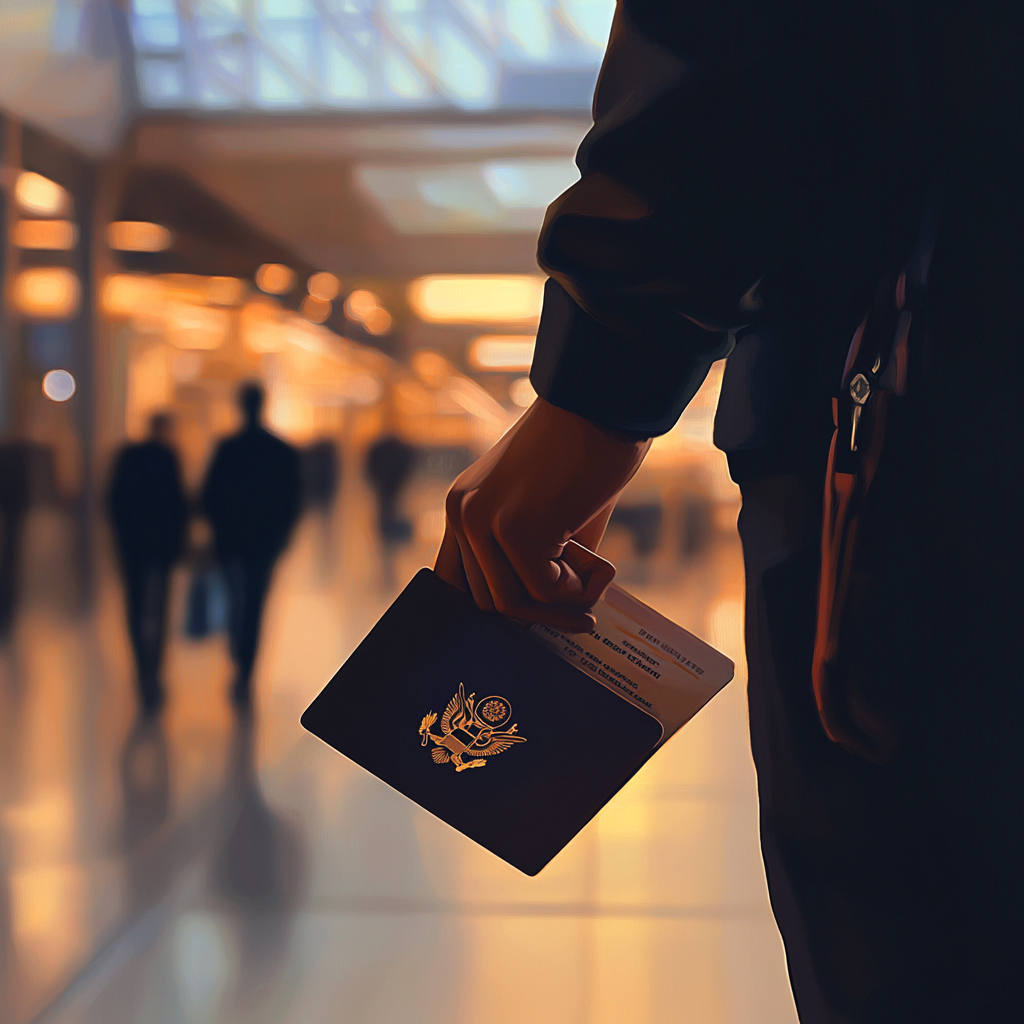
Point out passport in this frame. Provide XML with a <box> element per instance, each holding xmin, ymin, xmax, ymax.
<box><xmin>301</xmin><ymin>568</ymin><xmax>733</xmax><ymax>875</ymax></box>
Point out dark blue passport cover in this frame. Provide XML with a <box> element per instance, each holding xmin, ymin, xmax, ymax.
<box><xmin>301</xmin><ymin>568</ymin><xmax>664</xmax><ymax>875</ymax></box>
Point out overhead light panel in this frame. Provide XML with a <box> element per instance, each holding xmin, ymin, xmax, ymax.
<box><xmin>13</xmin><ymin>268</ymin><xmax>81</xmax><ymax>319</ymax></box>
<box><xmin>13</xmin><ymin>219</ymin><xmax>78</xmax><ymax>250</ymax></box>
<box><xmin>206</xmin><ymin>276</ymin><xmax>244</xmax><ymax>306</ymax></box>
<box><xmin>467</xmin><ymin>335</ymin><xmax>536</xmax><ymax>371</ymax></box>
<box><xmin>15</xmin><ymin>172</ymin><xmax>72</xmax><ymax>217</ymax></box>
<box><xmin>108</xmin><ymin>221</ymin><xmax>173</xmax><ymax>252</ymax></box>
<box><xmin>101</xmin><ymin>274</ymin><xmax>164</xmax><ymax>316</ymax></box>
<box><xmin>408</xmin><ymin>275</ymin><xmax>544</xmax><ymax>324</ymax></box>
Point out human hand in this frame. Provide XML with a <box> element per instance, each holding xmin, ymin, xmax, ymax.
<box><xmin>435</xmin><ymin>398</ymin><xmax>652</xmax><ymax>632</ymax></box>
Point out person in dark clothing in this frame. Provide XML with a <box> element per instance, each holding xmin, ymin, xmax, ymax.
<box><xmin>0</xmin><ymin>443</ymin><xmax>35</xmax><ymax>641</ymax></box>
<box><xmin>364</xmin><ymin>434</ymin><xmax>416</xmax><ymax>546</ymax></box>
<box><xmin>301</xmin><ymin>440</ymin><xmax>340</xmax><ymax>517</ymax></box>
<box><xmin>365</xmin><ymin>433</ymin><xmax>417</xmax><ymax>588</ymax></box>
<box><xmin>435</xmin><ymin>2</ymin><xmax>1021</xmax><ymax>1022</ymax></box>
<box><xmin>202</xmin><ymin>384</ymin><xmax>301</xmax><ymax>707</ymax></box>
<box><xmin>108</xmin><ymin>414</ymin><xmax>188</xmax><ymax>714</ymax></box>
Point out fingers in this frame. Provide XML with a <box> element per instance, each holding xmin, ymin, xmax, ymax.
<box><xmin>453</xmin><ymin>492</ymin><xmax>607</xmax><ymax>632</ymax></box>
<box><xmin>433</xmin><ymin>398</ymin><xmax>651</xmax><ymax>633</ymax></box>
<box><xmin>433</xmin><ymin>527</ymin><xmax>469</xmax><ymax>593</ymax></box>
<box><xmin>445</xmin><ymin>486</ymin><xmax>497</xmax><ymax>614</ymax></box>
<box><xmin>561</xmin><ymin>540</ymin><xmax>616</xmax><ymax>604</ymax></box>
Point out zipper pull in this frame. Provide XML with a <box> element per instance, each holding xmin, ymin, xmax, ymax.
<box><xmin>849</xmin><ymin>373</ymin><xmax>870</xmax><ymax>452</ymax></box>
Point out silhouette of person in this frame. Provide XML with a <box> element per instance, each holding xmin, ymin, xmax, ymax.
<box><xmin>108</xmin><ymin>414</ymin><xmax>188</xmax><ymax>714</ymax></box>
<box><xmin>365</xmin><ymin>434</ymin><xmax>416</xmax><ymax>545</ymax></box>
<box><xmin>202</xmin><ymin>384</ymin><xmax>301</xmax><ymax>707</ymax></box>
<box><xmin>0</xmin><ymin>444</ymin><xmax>31</xmax><ymax>643</ymax></box>
<box><xmin>365</xmin><ymin>434</ymin><xmax>417</xmax><ymax>588</ymax></box>
<box><xmin>301</xmin><ymin>439</ymin><xmax>340</xmax><ymax>517</ymax></box>
<box><xmin>434</xmin><ymin>2</ymin><xmax>1021</xmax><ymax>1019</ymax></box>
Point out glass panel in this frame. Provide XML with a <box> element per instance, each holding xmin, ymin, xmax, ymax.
<box><xmin>483</xmin><ymin>159</ymin><xmax>579</xmax><ymax>208</ymax></box>
<box><xmin>129</xmin><ymin>0</ymin><xmax>615</xmax><ymax>108</ymax></box>
<box><xmin>502</xmin><ymin>0</ymin><xmax>552</xmax><ymax>61</ymax></box>
<box><xmin>138</xmin><ymin>58</ymin><xmax>187</xmax><ymax>105</ymax></box>
<box><xmin>560</xmin><ymin>0</ymin><xmax>615</xmax><ymax>48</ymax></box>
<box><xmin>256</xmin><ymin>50</ymin><xmax>306</xmax><ymax>106</ymax></box>
<box><xmin>133</xmin><ymin>15</ymin><xmax>182</xmax><ymax>50</ymax></box>
<box><xmin>383</xmin><ymin>47</ymin><xmax>429</xmax><ymax>101</ymax></box>
<box><xmin>325</xmin><ymin>37</ymin><xmax>371</xmax><ymax>101</ymax></box>
<box><xmin>261</xmin><ymin>0</ymin><xmax>317</xmax><ymax>16</ymax></box>
<box><xmin>434</xmin><ymin>23</ymin><xmax>496</xmax><ymax>107</ymax></box>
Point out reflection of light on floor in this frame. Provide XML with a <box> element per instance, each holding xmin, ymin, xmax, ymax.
<box><xmin>8</xmin><ymin>863</ymin><xmax>89</xmax><ymax>991</ymax></box>
<box><xmin>173</xmin><ymin>912</ymin><xmax>234</xmax><ymax>1018</ymax></box>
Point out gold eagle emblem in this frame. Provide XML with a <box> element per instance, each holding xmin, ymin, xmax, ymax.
<box><xmin>419</xmin><ymin>683</ymin><xmax>526</xmax><ymax>772</ymax></box>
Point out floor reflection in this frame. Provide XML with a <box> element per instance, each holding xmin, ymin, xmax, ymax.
<box><xmin>1</xmin><ymin>447</ymin><xmax>798</xmax><ymax>1024</ymax></box>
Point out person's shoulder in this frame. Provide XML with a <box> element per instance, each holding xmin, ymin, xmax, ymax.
<box><xmin>258</xmin><ymin>427</ymin><xmax>299</xmax><ymax>458</ymax></box>
<box><xmin>211</xmin><ymin>432</ymin><xmax>245</xmax><ymax>459</ymax></box>
<box><xmin>113</xmin><ymin>441</ymin><xmax>152</xmax><ymax>471</ymax></box>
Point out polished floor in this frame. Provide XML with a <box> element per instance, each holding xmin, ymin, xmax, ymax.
<box><xmin>0</xmin><ymin>467</ymin><xmax>798</xmax><ymax>1024</ymax></box>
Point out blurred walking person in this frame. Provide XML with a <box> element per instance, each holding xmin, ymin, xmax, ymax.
<box><xmin>0</xmin><ymin>443</ymin><xmax>33</xmax><ymax>642</ymax></box>
<box><xmin>364</xmin><ymin>433</ymin><xmax>416</xmax><ymax>588</ymax></box>
<box><xmin>202</xmin><ymin>384</ymin><xmax>301</xmax><ymax>708</ymax></box>
<box><xmin>108</xmin><ymin>413</ymin><xmax>188</xmax><ymax>715</ymax></box>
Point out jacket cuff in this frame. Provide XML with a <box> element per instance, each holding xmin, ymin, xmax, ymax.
<box><xmin>530</xmin><ymin>279</ymin><xmax>730</xmax><ymax>437</ymax></box>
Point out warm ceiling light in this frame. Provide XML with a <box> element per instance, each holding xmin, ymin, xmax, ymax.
<box><xmin>13</xmin><ymin>268</ymin><xmax>80</xmax><ymax>319</ymax></box>
<box><xmin>167</xmin><ymin>305</ymin><xmax>229</xmax><ymax>350</ymax></box>
<box><xmin>101</xmin><ymin>274</ymin><xmax>163</xmax><ymax>316</ymax></box>
<box><xmin>467</xmin><ymin>334</ymin><xmax>536</xmax><ymax>371</ymax></box>
<box><xmin>308</xmin><ymin>271</ymin><xmax>340</xmax><ymax>302</ymax></box>
<box><xmin>301</xmin><ymin>295</ymin><xmax>331</xmax><ymax>324</ymax></box>
<box><xmin>107</xmin><ymin>221</ymin><xmax>172</xmax><ymax>252</ymax></box>
<box><xmin>410</xmin><ymin>349</ymin><xmax>451</xmax><ymax>387</ymax></box>
<box><xmin>362</xmin><ymin>307</ymin><xmax>392</xmax><ymax>335</ymax></box>
<box><xmin>408</xmin><ymin>275</ymin><xmax>544</xmax><ymax>324</ymax></box>
<box><xmin>344</xmin><ymin>289</ymin><xmax>380</xmax><ymax>321</ymax></box>
<box><xmin>42</xmin><ymin>369</ymin><xmax>77</xmax><ymax>402</ymax></box>
<box><xmin>13</xmin><ymin>219</ymin><xmax>78</xmax><ymax>250</ymax></box>
<box><xmin>255</xmin><ymin>263</ymin><xmax>294</xmax><ymax>295</ymax></box>
<box><xmin>344</xmin><ymin>289</ymin><xmax>393</xmax><ymax>334</ymax></box>
<box><xmin>206</xmin><ymin>276</ymin><xmax>244</xmax><ymax>306</ymax></box>
<box><xmin>15</xmin><ymin>172</ymin><xmax>71</xmax><ymax>217</ymax></box>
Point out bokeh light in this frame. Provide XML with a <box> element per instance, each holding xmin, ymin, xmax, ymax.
<box><xmin>468</xmin><ymin>334</ymin><xmax>535</xmax><ymax>370</ymax></box>
<box><xmin>255</xmin><ymin>263</ymin><xmax>295</xmax><ymax>295</ymax></box>
<box><xmin>13</xmin><ymin>268</ymin><xmax>81</xmax><ymax>318</ymax></box>
<box><xmin>308</xmin><ymin>272</ymin><xmax>340</xmax><ymax>301</ymax></box>
<box><xmin>300</xmin><ymin>296</ymin><xmax>332</xmax><ymax>324</ymax></box>
<box><xmin>509</xmin><ymin>376</ymin><xmax>537</xmax><ymax>407</ymax></box>
<box><xmin>205</xmin><ymin>276</ymin><xmax>245</xmax><ymax>306</ymax></box>
<box><xmin>344</xmin><ymin>289</ymin><xmax>393</xmax><ymax>334</ymax></box>
<box><xmin>12</xmin><ymin>219</ymin><xmax>78</xmax><ymax>250</ymax></box>
<box><xmin>107</xmin><ymin>221</ymin><xmax>172</xmax><ymax>252</ymax></box>
<box><xmin>42</xmin><ymin>369</ymin><xmax>77</xmax><ymax>402</ymax></box>
<box><xmin>101</xmin><ymin>274</ymin><xmax>163</xmax><ymax>316</ymax></box>
<box><xmin>14</xmin><ymin>171</ymin><xmax>71</xmax><ymax>216</ymax></box>
<box><xmin>408</xmin><ymin>274</ymin><xmax>544</xmax><ymax>323</ymax></box>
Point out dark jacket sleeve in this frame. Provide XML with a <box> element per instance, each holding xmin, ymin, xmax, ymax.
<box><xmin>531</xmin><ymin>0</ymin><xmax>929</xmax><ymax>436</ymax></box>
